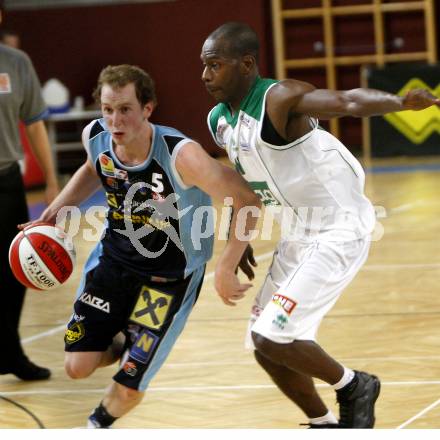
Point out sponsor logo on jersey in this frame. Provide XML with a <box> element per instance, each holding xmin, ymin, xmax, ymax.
<box><xmin>73</xmin><ymin>314</ymin><xmax>85</xmax><ymax>322</ymax></box>
<box><xmin>272</xmin><ymin>313</ymin><xmax>288</xmax><ymax>330</ymax></box>
<box><xmin>130</xmin><ymin>287</ymin><xmax>173</xmax><ymax>330</ymax></box>
<box><xmin>79</xmin><ymin>292</ymin><xmax>110</xmax><ymax>313</ymax></box>
<box><xmin>384</xmin><ymin>79</ymin><xmax>440</xmax><ymax>144</ymax></box>
<box><xmin>238</xmin><ymin>114</ymin><xmax>253</xmax><ymax>151</ymax></box>
<box><xmin>129</xmin><ymin>329</ymin><xmax>159</xmax><ymax>364</ymax></box>
<box><xmin>150</xmin><ymin>275</ymin><xmax>174</xmax><ymax>283</ymax></box>
<box><xmin>106</xmin><ymin>177</ymin><xmax>120</xmax><ymax>189</ymax></box>
<box><xmin>239</xmin><ymin>113</ymin><xmax>252</xmax><ymax>128</ymax></box>
<box><xmin>122</xmin><ymin>361</ymin><xmax>137</xmax><ymax>377</ymax></box>
<box><xmin>0</xmin><ymin>73</ymin><xmax>12</xmax><ymax>93</ymax></box>
<box><xmin>99</xmin><ymin>153</ymin><xmax>116</xmax><ymax>177</ymax></box>
<box><xmin>64</xmin><ymin>322</ymin><xmax>85</xmax><ymax>344</ymax></box>
<box><xmin>114</xmin><ymin>168</ymin><xmax>128</xmax><ymax>181</ymax></box>
<box><xmin>106</xmin><ymin>192</ymin><xmax>119</xmax><ymax>208</ymax></box>
<box><xmin>123</xmin><ymin>178</ymin><xmax>148</xmax><ymax>195</ymax></box>
<box><xmin>216</xmin><ymin>120</ymin><xmax>229</xmax><ymax>146</ymax></box>
<box><xmin>239</xmin><ymin>127</ymin><xmax>251</xmax><ymax>151</ymax></box>
<box><xmin>271</xmin><ymin>293</ymin><xmax>296</xmax><ymax>315</ymax></box>
<box><xmin>124</xmin><ymin>198</ymin><xmax>154</xmax><ymax>211</ymax></box>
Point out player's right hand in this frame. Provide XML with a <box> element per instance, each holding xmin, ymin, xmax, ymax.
<box><xmin>215</xmin><ymin>266</ymin><xmax>252</xmax><ymax>307</ymax></box>
<box><xmin>18</xmin><ymin>211</ymin><xmax>56</xmax><ymax>230</ymax></box>
<box><xmin>403</xmin><ymin>89</ymin><xmax>440</xmax><ymax>111</ymax></box>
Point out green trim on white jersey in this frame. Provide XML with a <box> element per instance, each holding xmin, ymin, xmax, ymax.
<box><xmin>207</xmin><ymin>77</ymin><xmax>376</xmax><ymax>242</ymax></box>
<box><xmin>208</xmin><ymin>77</ymin><xmax>277</xmax><ymax>137</ymax></box>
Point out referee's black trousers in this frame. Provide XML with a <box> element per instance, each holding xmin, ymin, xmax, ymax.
<box><xmin>0</xmin><ymin>163</ymin><xmax>29</xmax><ymax>372</ymax></box>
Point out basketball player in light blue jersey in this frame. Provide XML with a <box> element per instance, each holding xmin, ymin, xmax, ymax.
<box><xmin>201</xmin><ymin>22</ymin><xmax>439</xmax><ymax>428</ymax></box>
<box><xmin>28</xmin><ymin>64</ymin><xmax>261</xmax><ymax>428</ymax></box>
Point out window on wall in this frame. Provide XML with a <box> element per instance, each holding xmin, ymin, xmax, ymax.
<box><xmin>5</xmin><ymin>0</ymin><xmax>174</xmax><ymax>10</ymax></box>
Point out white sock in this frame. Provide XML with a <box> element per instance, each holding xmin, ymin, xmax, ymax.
<box><xmin>309</xmin><ymin>410</ymin><xmax>338</xmax><ymax>425</ymax></box>
<box><xmin>332</xmin><ymin>366</ymin><xmax>355</xmax><ymax>390</ymax></box>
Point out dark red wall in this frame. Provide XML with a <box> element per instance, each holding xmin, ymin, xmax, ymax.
<box><xmin>4</xmin><ymin>0</ymin><xmax>273</xmax><ymax>156</ymax></box>
<box><xmin>4</xmin><ymin>0</ymin><xmax>440</xmax><ymax>154</ymax></box>
<box><xmin>281</xmin><ymin>0</ymin><xmax>440</xmax><ymax>151</ymax></box>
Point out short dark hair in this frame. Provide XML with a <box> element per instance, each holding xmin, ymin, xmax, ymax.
<box><xmin>93</xmin><ymin>64</ymin><xmax>157</xmax><ymax>106</ymax></box>
<box><xmin>207</xmin><ymin>22</ymin><xmax>259</xmax><ymax>62</ymax></box>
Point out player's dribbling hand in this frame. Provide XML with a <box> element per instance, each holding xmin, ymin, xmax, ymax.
<box><xmin>17</xmin><ymin>210</ymin><xmax>57</xmax><ymax>230</ymax></box>
<box><xmin>215</xmin><ymin>266</ymin><xmax>252</xmax><ymax>306</ymax></box>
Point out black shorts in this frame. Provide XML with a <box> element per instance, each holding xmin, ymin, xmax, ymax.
<box><xmin>64</xmin><ymin>259</ymin><xmax>205</xmax><ymax>390</ymax></box>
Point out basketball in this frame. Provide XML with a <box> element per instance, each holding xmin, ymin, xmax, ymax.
<box><xmin>8</xmin><ymin>222</ymin><xmax>76</xmax><ymax>291</ymax></box>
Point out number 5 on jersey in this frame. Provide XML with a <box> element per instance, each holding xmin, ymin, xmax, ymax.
<box><xmin>151</xmin><ymin>173</ymin><xmax>164</xmax><ymax>193</ymax></box>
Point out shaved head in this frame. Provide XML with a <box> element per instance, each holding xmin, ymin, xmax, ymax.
<box><xmin>206</xmin><ymin>22</ymin><xmax>259</xmax><ymax>62</ymax></box>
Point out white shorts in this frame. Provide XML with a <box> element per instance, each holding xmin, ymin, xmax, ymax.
<box><xmin>246</xmin><ymin>237</ymin><xmax>371</xmax><ymax>346</ymax></box>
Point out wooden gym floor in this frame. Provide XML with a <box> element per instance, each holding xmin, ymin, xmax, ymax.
<box><xmin>1</xmin><ymin>156</ymin><xmax>439</xmax><ymax>429</ymax></box>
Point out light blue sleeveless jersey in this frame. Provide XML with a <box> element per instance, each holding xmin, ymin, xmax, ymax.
<box><xmin>81</xmin><ymin>118</ymin><xmax>214</xmax><ymax>280</ymax></box>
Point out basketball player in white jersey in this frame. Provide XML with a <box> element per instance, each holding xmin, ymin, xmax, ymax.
<box><xmin>201</xmin><ymin>22</ymin><xmax>440</xmax><ymax>428</ymax></box>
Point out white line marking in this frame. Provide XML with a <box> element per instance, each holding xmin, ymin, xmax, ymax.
<box><xmin>397</xmin><ymin>397</ymin><xmax>440</xmax><ymax>429</ymax></box>
<box><xmin>254</xmin><ymin>251</ymin><xmax>275</xmax><ymax>262</ymax></box>
<box><xmin>2</xmin><ymin>380</ymin><xmax>440</xmax><ymax>398</ymax></box>
<box><xmin>22</xmin><ymin>324</ymin><xmax>66</xmax><ymax>345</ymax></box>
<box><xmin>389</xmin><ymin>203</ymin><xmax>415</xmax><ymax>214</ymax></box>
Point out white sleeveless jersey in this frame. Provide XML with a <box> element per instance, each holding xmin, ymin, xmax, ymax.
<box><xmin>208</xmin><ymin>77</ymin><xmax>376</xmax><ymax>242</ymax></box>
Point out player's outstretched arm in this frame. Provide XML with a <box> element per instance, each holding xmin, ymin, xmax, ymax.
<box><xmin>267</xmin><ymin>79</ymin><xmax>440</xmax><ymax>121</ymax></box>
<box><xmin>176</xmin><ymin>142</ymin><xmax>262</xmax><ymax>306</ymax></box>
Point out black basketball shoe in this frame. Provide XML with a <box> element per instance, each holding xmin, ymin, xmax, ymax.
<box><xmin>337</xmin><ymin>370</ymin><xmax>381</xmax><ymax>428</ymax></box>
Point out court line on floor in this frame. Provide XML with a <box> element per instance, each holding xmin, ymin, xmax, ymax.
<box><xmin>21</xmin><ymin>251</ymin><xmax>440</xmax><ymax>345</ymax></box>
<box><xmin>22</xmin><ymin>324</ymin><xmax>66</xmax><ymax>345</ymax></box>
<box><xmin>389</xmin><ymin>203</ymin><xmax>415</xmax><ymax>214</ymax></box>
<box><xmin>3</xmin><ymin>379</ymin><xmax>440</xmax><ymax>397</ymax></box>
<box><xmin>396</xmin><ymin>397</ymin><xmax>440</xmax><ymax>429</ymax></box>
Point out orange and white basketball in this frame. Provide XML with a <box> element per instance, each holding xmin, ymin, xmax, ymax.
<box><xmin>8</xmin><ymin>222</ymin><xmax>76</xmax><ymax>291</ymax></box>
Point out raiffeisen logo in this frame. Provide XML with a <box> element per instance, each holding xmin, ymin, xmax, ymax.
<box><xmin>384</xmin><ymin>79</ymin><xmax>440</xmax><ymax>144</ymax></box>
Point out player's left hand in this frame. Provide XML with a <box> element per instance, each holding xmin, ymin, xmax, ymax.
<box><xmin>403</xmin><ymin>89</ymin><xmax>440</xmax><ymax>111</ymax></box>
<box><xmin>215</xmin><ymin>266</ymin><xmax>252</xmax><ymax>306</ymax></box>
